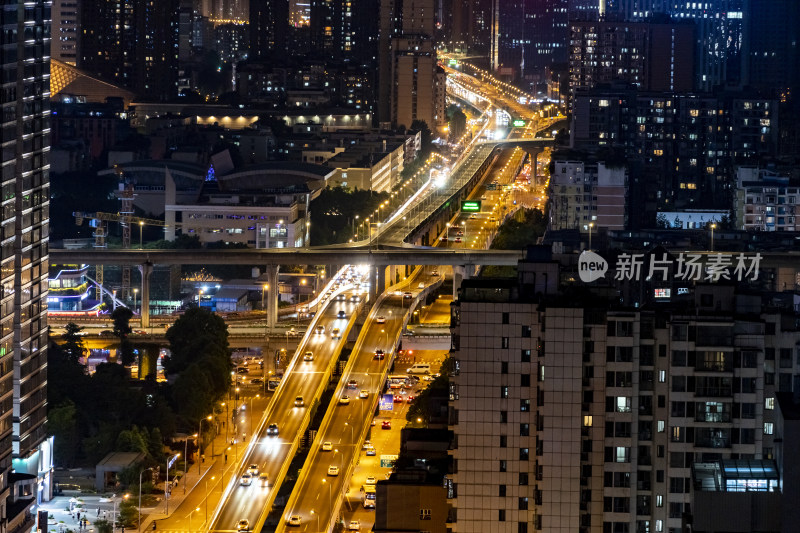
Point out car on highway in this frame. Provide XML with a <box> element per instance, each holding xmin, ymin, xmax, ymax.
<box><xmin>403</xmin><ymin>292</ymin><xmax>412</xmax><ymax>299</ymax></box>
<box><xmin>240</xmin><ymin>473</ymin><xmax>252</xmax><ymax>486</ymax></box>
<box><xmin>327</xmin><ymin>465</ymin><xmax>339</xmax><ymax>476</ymax></box>
<box><xmin>376</xmin><ymin>315</ymin><xmax>386</xmax><ymax>323</ymax></box>
<box><xmin>469</xmin><ymin>214</ymin><xmax>477</xmax><ymax>220</ymax></box>
<box><xmin>431</xmin><ymin>270</ymin><xmax>439</xmax><ymax>276</ymax></box>
<box><xmin>393</xmin><ymin>394</ymin><xmax>403</xmax><ymax>403</ymax></box>
<box><xmin>373</xmin><ymin>349</ymin><xmax>385</xmax><ymax>360</ymax></box>
<box><xmin>381</xmin><ymin>420</ymin><xmax>392</xmax><ymax>429</ymax></box>
<box><xmin>337</xmin><ymin>310</ymin><xmax>346</xmax><ymax>318</ymax></box>
<box><xmin>247</xmin><ymin>464</ymin><xmax>259</xmax><ymax>475</ymax></box>
<box><xmin>365</xmin><ymin>446</ymin><xmax>376</xmax><ymax>456</ymax></box>
<box><xmin>347</xmin><ymin>379</ymin><xmax>358</xmax><ymax>389</ymax></box>
<box><xmin>267</xmin><ymin>423</ymin><xmax>279</xmax><ymax>436</ymax></box>
<box><xmin>362</xmin><ymin>440</ymin><xmax>372</xmax><ymax>449</ymax></box>
<box><xmin>454</xmin><ymin>237</ymin><xmax>462</xmax><ymax>243</ymax></box>
<box><xmin>322</xmin><ymin>441</ymin><xmax>333</xmax><ymax>451</ymax></box>
<box><xmin>331</xmin><ymin>328</ymin><xmax>341</xmax><ymax>339</ymax></box>
<box><xmin>455</xmin><ymin>230</ymin><xmax>464</xmax><ymax>236</ymax></box>
<box><xmin>359</xmin><ymin>390</ymin><xmax>369</xmax><ymax>399</ymax></box>
<box><xmin>294</xmin><ymin>396</ymin><xmax>305</xmax><ymax>407</ymax></box>
<box><xmin>339</xmin><ymin>395</ymin><xmax>350</xmax><ymax>405</ymax></box>
<box><xmin>249</xmin><ymin>378</ymin><xmax>263</xmax><ymax>385</ymax></box>
<box><xmin>303</xmin><ymin>351</ymin><xmax>314</xmax><ymax>361</ymax></box>
<box><xmin>336</xmin><ymin>294</ymin><xmax>346</xmax><ymax>301</ymax></box>
<box><xmin>406</xmin><ymin>395</ymin><xmax>415</xmax><ymax>403</ymax></box>
<box><xmin>365</xmin><ymin>476</ymin><xmax>376</xmax><ymax>485</ymax></box>
<box><xmin>350</xmin><ymin>295</ymin><xmax>360</xmax><ymax>302</ymax></box>
<box><xmin>259</xmin><ymin>473</ymin><xmax>269</xmax><ymax>487</ymax></box>
<box><xmin>348</xmin><ymin>520</ymin><xmax>360</xmax><ymax>531</ymax></box>
<box><xmin>287</xmin><ymin>515</ymin><xmax>302</xmax><ymax>526</ymax></box>
<box><xmin>237</xmin><ymin>367</ymin><xmax>249</xmax><ymax>374</ymax></box>
<box><xmin>315</xmin><ymin>325</ymin><xmax>325</xmax><ymax>334</ymax></box>
<box><xmin>440</xmin><ymin>235</ymin><xmax>448</xmax><ymax>242</ymax></box>
<box><xmin>237</xmin><ymin>519</ymin><xmax>250</xmax><ymax>532</ymax></box>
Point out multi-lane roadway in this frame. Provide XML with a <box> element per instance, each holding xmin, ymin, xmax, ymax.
<box><xmin>203</xmin><ymin>271</ymin><xmax>366</xmax><ymax>532</ymax></box>
<box><xmin>276</xmin><ymin>270</ymin><xmax>439</xmax><ymax>533</ymax></box>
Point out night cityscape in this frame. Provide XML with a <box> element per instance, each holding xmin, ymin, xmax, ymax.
<box><xmin>2</xmin><ymin>0</ymin><xmax>800</xmax><ymax>532</ymax></box>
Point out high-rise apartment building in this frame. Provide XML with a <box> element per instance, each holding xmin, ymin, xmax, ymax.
<box><xmin>79</xmin><ymin>0</ymin><xmax>179</xmax><ymax>100</ymax></box>
<box><xmin>744</xmin><ymin>0</ymin><xmax>800</xmax><ymax>98</ymax></box>
<box><xmin>1</xmin><ymin>1</ymin><xmax>54</xmax><ymax>526</ymax></box>
<box><xmin>604</xmin><ymin>0</ymin><xmax>744</xmax><ymax>92</ymax></box>
<box><xmin>449</xmin><ymin>256</ymin><xmax>800</xmax><ymax>533</ymax></box>
<box><xmin>249</xmin><ymin>0</ymin><xmax>289</xmax><ymax>59</ymax></box>
<box><xmin>570</xmin><ymin>86</ymin><xmax>779</xmax><ymax>226</ymax></box>
<box><xmin>51</xmin><ymin>0</ymin><xmax>79</xmax><ymax>65</ymax></box>
<box><xmin>379</xmin><ymin>0</ymin><xmax>444</xmax><ymax>129</ymax></box>
<box><xmin>549</xmin><ymin>160</ymin><xmax>628</xmax><ymax>232</ymax></box>
<box><xmin>568</xmin><ymin>19</ymin><xmax>694</xmax><ymax>95</ymax></box>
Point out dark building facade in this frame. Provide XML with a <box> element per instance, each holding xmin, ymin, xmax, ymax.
<box><xmin>249</xmin><ymin>0</ymin><xmax>289</xmax><ymax>59</ymax></box>
<box><xmin>79</xmin><ymin>0</ymin><xmax>179</xmax><ymax>100</ymax></box>
<box><xmin>1</xmin><ymin>1</ymin><xmax>54</xmax><ymax>528</ymax></box>
<box><xmin>571</xmin><ymin>86</ymin><xmax>779</xmax><ymax>227</ymax></box>
<box><xmin>569</xmin><ymin>18</ymin><xmax>695</xmax><ymax>95</ymax></box>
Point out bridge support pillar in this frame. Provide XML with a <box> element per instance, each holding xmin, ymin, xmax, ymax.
<box><xmin>452</xmin><ymin>265</ymin><xmax>471</xmax><ymax>301</ymax></box>
<box><xmin>138</xmin><ymin>262</ymin><xmax>154</xmax><ymax>328</ymax></box>
<box><xmin>370</xmin><ymin>265</ymin><xmax>386</xmax><ymax>303</ymax></box>
<box><xmin>266</xmin><ymin>265</ymin><xmax>279</xmax><ymax>330</ymax></box>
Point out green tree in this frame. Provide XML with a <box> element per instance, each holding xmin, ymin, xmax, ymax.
<box><xmin>118</xmin><ymin>498</ymin><xmax>138</xmax><ymax>527</ymax></box>
<box><xmin>48</xmin><ymin>401</ymin><xmax>79</xmax><ymax>466</ymax></box>
<box><xmin>111</xmin><ymin>307</ymin><xmax>135</xmax><ymax>366</ymax></box>
<box><xmin>148</xmin><ymin>427</ymin><xmax>165</xmax><ymax>462</ymax></box>
<box><xmin>164</xmin><ymin>308</ymin><xmax>229</xmax><ymax>377</ymax></box>
<box><xmin>94</xmin><ymin>519</ymin><xmax>113</xmax><ymax>533</ymax></box>
<box><xmin>116</xmin><ymin>426</ymin><xmax>149</xmax><ymax>455</ymax></box>
<box><xmin>446</xmin><ymin>105</ymin><xmax>467</xmax><ymax>143</ymax></box>
<box><xmin>171</xmin><ymin>363</ymin><xmax>215</xmax><ymax>422</ymax></box>
<box><xmin>61</xmin><ymin>323</ymin><xmax>86</xmax><ymax>362</ymax></box>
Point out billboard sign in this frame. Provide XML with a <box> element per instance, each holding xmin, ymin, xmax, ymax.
<box><xmin>380</xmin><ymin>393</ymin><xmax>394</xmax><ymax>411</ymax></box>
<box><xmin>461</xmin><ymin>201</ymin><xmax>481</xmax><ymax>212</ymax></box>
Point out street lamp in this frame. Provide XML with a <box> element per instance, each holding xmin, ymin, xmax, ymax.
<box><xmin>138</xmin><ymin>467</ymin><xmax>154</xmax><ymax>532</ymax></box>
<box><xmin>198</xmin><ymin>414</ymin><xmax>212</xmax><ymax>473</ymax></box>
<box><xmin>322</xmin><ymin>477</ymin><xmax>332</xmax><ymax>511</ymax></box>
<box><xmin>710</xmin><ymin>223</ymin><xmax>716</xmax><ymax>251</ymax></box>
<box><xmin>461</xmin><ymin>221</ymin><xmax>467</xmax><ymax>248</ymax></box>
<box><xmin>133</xmin><ymin>288</ymin><xmax>139</xmax><ymax>314</ymax></box>
<box><xmin>353</xmin><ymin>215</ymin><xmax>359</xmax><ymax>239</ymax></box>
<box><xmin>344</xmin><ymin>421</ymin><xmax>354</xmax><ymax>444</ymax></box>
<box><xmin>310</xmin><ymin>509</ymin><xmax>319</xmax><ymax>532</ymax></box>
<box><xmin>249</xmin><ymin>394</ymin><xmax>260</xmax><ymax>435</ymax></box>
<box><xmin>588</xmin><ymin>222</ymin><xmax>594</xmax><ymax>250</ymax></box>
<box><xmin>261</xmin><ymin>283</ymin><xmax>268</xmax><ymax>310</ymax></box>
<box><xmin>112</xmin><ymin>494</ymin><xmax>129</xmax><ymax>533</ymax></box>
<box><xmin>139</xmin><ymin>221</ymin><xmax>143</xmax><ymax>249</ymax></box>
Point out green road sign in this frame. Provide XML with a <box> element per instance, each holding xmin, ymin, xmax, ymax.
<box><xmin>380</xmin><ymin>455</ymin><xmax>398</xmax><ymax>468</ymax></box>
<box><xmin>461</xmin><ymin>200</ymin><xmax>481</xmax><ymax>212</ymax></box>
<box><xmin>448</xmin><ymin>59</ymin><xmax>458</xmax><ymax>66</ymax></box>
<box><xmin>512</xmin><ymin>119</ymin><xmax>526</xmax><ymax>127</ymax></box>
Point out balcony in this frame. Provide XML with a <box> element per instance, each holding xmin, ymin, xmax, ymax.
<box><xmin>695</xmin><ymin>411</ymin><xmax>732</xmax><ymax>423</ymax></box>
<box><xmin>695</xmin><ymin>360</ymin><xmax>733</xmax><ymax>373</ymax></box>
<box><xmin>695</xmin><ymin>387</ymin><xmax>732</xmax><ymax>398</ymax></box>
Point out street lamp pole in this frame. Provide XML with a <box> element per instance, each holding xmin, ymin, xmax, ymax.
<box><xmin>710</xmin><ymin>223</ymin><xmax>716</xmax><ymax>251</ymax></box>
<box><xmin>204</xmin><ymin>476</ymin><xmax>215</xmax><ymax>526</ymax></box>
<box><xmin>139</xmin><ymin>222</ymin><xmax>143</xmax><ymax>249</ymax></box>
<box><xmin>138</xmin><ymin>467</ymin><xmax>154</xmax><ymax>532</ymax></box>
<box><xmin>588</xmin><ymin>222</ymin><xmax>594</xmax><ymax>251</ymax></box>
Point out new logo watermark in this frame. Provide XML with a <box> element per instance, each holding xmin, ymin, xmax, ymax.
<box><xmin>578</xmin><ymin>251</ymin><xmax>762</xmax><ymax>283</ymax></box>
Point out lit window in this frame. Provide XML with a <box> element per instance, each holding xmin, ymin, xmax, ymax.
<box><xmin>765</xmin><ymin>398</ymin><xmax>775</xmax><ymax>410</ymax></box>
<box><xmin>657</xmin><ymin>420</ymin><xmax>665</xmax><ymax>432</ymax></box>
<box><xmin>764</xmin><ymin>422</ymin><xmax>774</xmax><ymax>435</ymax></box>
<box><xmin>583</xmin><ymin>415</ymin><xmax>593</xmax><ymax>427</ymax></box>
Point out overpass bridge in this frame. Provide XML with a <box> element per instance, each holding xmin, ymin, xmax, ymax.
<box><xmin>49</xmin><ymin>129</ymin><xmax>537</xmax><ymax>329</ymax></box>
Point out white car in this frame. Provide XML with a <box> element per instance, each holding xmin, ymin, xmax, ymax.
<box><xmin>295</xmin><ymin>396</ymin><xmax>305</xmax><ymax>407</ymax></box>
<box><xmin>315</xmin><ymin>325</ymin><xmax>325</xmax><ymax>334</ymax></box>
<box><xmin>328</xmin><ymin>465</ymin><xmax>339</xmax><ymax>476</ymax></box>
<box><xmin>237</xmin><ymin>519</ymin><xmax>250</xmax><ymax>532</ymax></box>
<box><xmin>331</xmin><ymin>328</ymin><xmax>341</xmax><ymax>339</ymax></box>
<box><xmin>240</xmin><ymin>473</ymin><xmax>252</xmax><ymax>486</ymax></box>
<box><xmin>376</xmin><ymin>316</ymin><xmax>386</xmax><ymax>324</ymax></box>
<box><xmin>321</xmin><ymin>441</ymin><xmax>333</xmax><ymax>451</ymax></box>
<box><xmin>247</xmin><ymin>464</ymin><xmax>259</xmax><ymax>476</ymax></box>
<box><xmin>365</xmin><ymin>476</ymin><xmax>376</xmax><ymax>485</ymax></box>
<box><xmin>358</xmin><ymin>390</ymin><xmax>369</xmax><ymax>399</ymax></box>
<box><xmin>348</xmin><ymin>520</ymin><xmax>360</xmax><ymax>531</ymax></box>
<box><xmin>303</xmin><ymin>351</ymin><xmax>314</xmax><ymax>361</ymax></box>
<box><xmin>287</xmin><ymin>515</ymin><xmax>302</xmax><ymax>526</ymax></box>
